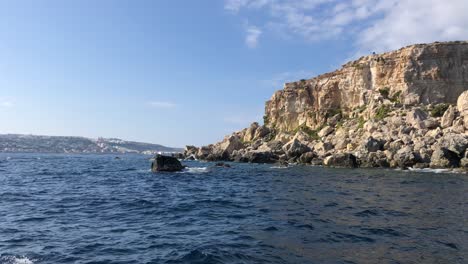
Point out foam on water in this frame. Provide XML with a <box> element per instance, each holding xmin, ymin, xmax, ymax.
<box><xmin>408</xmin><ymin>167</ymin><xmax>453</xmax><ymax>173</ymax></box>
<box><xmin>0</xmin><ymin>256</ymin><xmax>34</xmax><ymax>264</ymax></box>
<box><xmin>180</xmin><ymin>167</ymin><xmax>209</xmax><ymax>174</ymax></box>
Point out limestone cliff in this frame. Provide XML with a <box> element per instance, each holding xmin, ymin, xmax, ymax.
<box><xmin>265</xmin><ymin>41</ymin><xmax>468</xmax><ymax>131</ymax></box>
<box><xmin>185</xmin><ymin>41</ymin><xmax>468</xmax><ymax>171</ymax></box>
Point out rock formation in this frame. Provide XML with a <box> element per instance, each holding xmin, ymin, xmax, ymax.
<box><xmin>151</xmin><ymin>155</ymin><xmax>184</xmax><ymax>172</ymax></box>
<box><xmin>185</xmin><ymin>41</ymin><xmax>468</xmax><ymax>171</ymax></box>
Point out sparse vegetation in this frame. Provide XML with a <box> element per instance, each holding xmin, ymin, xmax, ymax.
<box><xmin>263</xmin><ymin>115</ymin><xmax>269</xmax><ymax>125</ymax></box>
<box><xmin>375</xmin><ymin>105</ymin><xmax>391</xmax><ymax>120</ymax></box>
<box><xmin>430</xmin><ymin>103</ymin><xmax>450</xmax><ymax>117</ymax></box>
<box><xmin>357</xmin><ymin>105</ymin><xmax>367</xmax><ymax>113</ymax></box>
<box><xmin>293</xmin><ymin>124</ymin><xmax>321</xmax><ymax>140</ymax></box>
<box><xmin>357</xmin><ymin>116</ymin><xmax>366</xmax><ymax>129</ymax></box>
<box><xmin>390</xmin><ymin>91</ymin><xmax>402</xmax><ymax>103</ymax></box>
<box><xmin>379</xmin><ymin>87</ymin><xmax>390</xmax><ymax>99</ymax></box>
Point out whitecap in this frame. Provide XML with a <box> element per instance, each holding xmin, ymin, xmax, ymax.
<box><xmin>270</xmin><ymin>166</ymin><xmax>288</xmax><ymax>169</ymax></box>
<box><xmin>408</xmin><ymin>167</ymin><xmax>452</xmax><ymax>173</ymax></box>
<box><xmin>178</xmin><ymin>167</ymin><xmax>208</xmax><ymax>174</ymax></box>
<box><xmin>0</xmin><ymin>256</ymin><xmax>34</xmax><ymax>264</ymax></box>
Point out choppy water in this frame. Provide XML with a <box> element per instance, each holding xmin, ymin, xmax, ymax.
<box><xmin>0</xmin><ymin>153</ymin><xmax>467</xmax><ymax>264</ymax></box>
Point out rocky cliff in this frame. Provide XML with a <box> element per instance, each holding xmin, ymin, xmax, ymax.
<box><xmin>265</xmin><ymin>41</ymin><xmax>468</xmax><ymax>131</ymax></box>
<box><xmin>185</xmin><ymin>41</ymin><xmax>468</xmax><ymax>171</ymax></box>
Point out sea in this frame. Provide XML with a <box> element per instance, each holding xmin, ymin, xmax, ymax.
<box><xmin>0</xmin><ymin>153</ymin><xmax>466</xmax><ymax>264</ymax></box>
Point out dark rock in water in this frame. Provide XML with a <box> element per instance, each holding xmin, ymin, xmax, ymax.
<box><xmin>324</xmin><ymin>153</ymin><xmax>358</xmax><ymax>168</ymax></box>
<box><xmin>215</xmin><ymin>162</ymin><xmax>231</xmax><ymax>168</ymax></box>
<box><xmin>151</xmin><ymin>155</ymin><xmax>184</xmax><ymax>172</ymax></box>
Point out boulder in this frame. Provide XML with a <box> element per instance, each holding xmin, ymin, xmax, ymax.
<box><xmin>430</xmin><ymin>148</ymin><xmax>460</xmax><ymax>168</ymax></box>
<box><xmin>364</xmin><ymin>137</ymin><xmax>384</xmax><ymax>152</ymax></box>
<box><xmin>151</xmin><ymin>155</ymin><xmax>184</xmax><ymax>172</ymax></box>
<box><xmin>298</xmin><ymin>152</ymin><xmax>316</xmax><ymax>164</ymax></box>
<box><xmin>360</xmin><ymin>151</ymin><xmax>389</xmax><ymax>167</ymax></box>
<box><xmin>243</xmin><ymin>122</ymin><xmax>259</xmax><ymax>142</ymax></box>
<box><xmin>406</xmin><ymin>108</ymin><xmax>428</xmax><ymax>129</ymax></box>
<box><xmin>441</xmin><ymin>105</ymin><xmax>456</xmax><ymax>128</ymax></box>
<box><xmin>282</xmin><ymin>138</ymin><xmax>311</xmax><ymax>158</ymax></box>
<box><xmin>457</xmin><ymin>90</ymin><xmax>468</xmax><ymax>114</ymax></box>
<box><xmin>213</xmin><ymin>135</ymin><xmax>244</xmax><ymax>159</ymax></box>
<box><xmin>253</xmin><ymin>125</ymin><xmax>270</xmax><ymax>140</ymax></box>
<box><xmin>392</xmin><ymin>146</ymin><xmax>417</xmax><ymax>169</ymax></box>
<box><xmin>323</xmin><ymin>153</ymin><xmax>358</xmax><ymax>168</ymax></box>
<box><xmin>318</xmin><ymin>126</ymin><xmax>334</xmax><ymax>137</ymax></box>
<box><xmin>436</xmin><ymin>133</ymin><xmax>468</xmax><ymax>156</ymax></box>
<box><xmin>457</xmin><ymin>90</ymin><xmax>468</xmax><ymax>130</ymax></box>
<box><xmin>314</xmin><ymin>141</ymin><xmax>333</xmax><ymax>154</ymax></box>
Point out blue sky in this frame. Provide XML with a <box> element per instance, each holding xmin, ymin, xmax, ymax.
<box><xmin>0</xmin><ymin>0</ymin><xmax>467</xmax><ymax>147</ymax></box>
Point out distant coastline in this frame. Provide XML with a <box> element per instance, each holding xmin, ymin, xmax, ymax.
<box><xmin>0</xmin><ymin>134</ymin><xmax>182</xmax><ymax>154</ymax></box>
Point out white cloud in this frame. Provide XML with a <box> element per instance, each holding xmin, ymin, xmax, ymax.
<box><xmin>245</xmin><ymin>25</ymin><xmax>262</xmax><ymax>48</ymax></box>
<box><xmin>225</xmin><ymin>0</ymin><xmax>468</xmax><ymax>53</ymax></box>
<box><xmin>0</xmin><ymin>99</ymin><xmax>14</xmax><ymax>108</ymax></box>
<box><xmin>358</xmin><ymin>0</ymin><xmax>468</xmax><ymax>53</ymax></box>
<box><xmin>148</xmin><ymin>101</ymin><xmax>176</xmax><ymax>108</ymax></box>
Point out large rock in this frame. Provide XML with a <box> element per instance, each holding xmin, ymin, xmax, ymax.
<box><xmin>364</xmin><ymin>137</ymin><xmax>384</xmax><ymax>152</ymax></box>
<box><xmin>392</xmin><ymin>146</ymin><xmax>417</xmax><ymax>168</ymax></box>
<box><xmin>441</xmin><ymin>105</ymin><xmax>456</xmax><ymax>128</ymax></box>
<box><xmin>430</xmin><ymin>148</ymin><xmax>460</xmax><ymax>168</ymax></box>
<box><xmin>436</xmin><ymin>133</ymin><xmax>468</xmax><ymax>156</ymax></box>
<box><xmin>406</xmin><ymin>109</ymin><xmax>428</xmax><ymax>129</ymax></box>
<box><xmin>213</xmin><ymin>135</ymin><xmax>244</xmax><ymax>159</ymax></box>
<box><xmin>151</xmin><ymin>155</ymin><xmax>184</xmax><ymax>172</ymax></box>
<box><xmin>282</xmin><ymin>138</ymin><xmax>311</xmax><ymax>158</ymax></box>
<box><xmin>457</xmin><ymin>90</ymin><xmax>468</xmax><ymax>130</ymax></box>
<box><xmin>323</xmin><ymin>153</ymin><xmax>358</xmax><ymax>168</ymax></box>
<box><xmin>243</xmin><ymin>122</ymin><xmax>259</xmax><ymax>142</ymax></box>
<box><xmin>318</xmin><ymin>126</ymin><xmax>334</xmax><ymax>137</ymax></box>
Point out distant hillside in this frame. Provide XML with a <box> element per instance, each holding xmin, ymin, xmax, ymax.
<box><xmin>0</xmin><ymin>134</ymin><xmax>182</xmax><ymax>154</ymax></box>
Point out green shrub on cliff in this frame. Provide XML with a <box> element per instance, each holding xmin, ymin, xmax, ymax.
<box><xmin>390</xmin><ymin>91</ymin><xmax>402</xmax><ymax>103</ymax></box>
<box><xmin>357</xmin><ymin>116</ymin><xmax>366</xmax><ymax>129</ymax></box>
<box><xmin>430</xmin><ymin>103</ymin><xmax>449</xmax><ymax>117</ymax></box>
<box><xmin>375</xmin><ymin>105</ymin><xmax>391</xmax><ymax>120</ymax></box>
<box><xmin>293</xmin><ymin>124</ymin><xmax>320</xmax><ymax>140</ymax></box>
<box><xmin>379</xmin><ymin>87</ymin><xmax>390</xmax><ymax>99</ymax></box>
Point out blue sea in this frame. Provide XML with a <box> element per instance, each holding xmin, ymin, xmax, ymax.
<box><xmin>0</xmin><ymin>153</ymin><xmax>466</xmax><ymax>264</ymax></box>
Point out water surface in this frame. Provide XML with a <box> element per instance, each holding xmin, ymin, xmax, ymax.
<box><xmin>0</xmin><ymin>153</ymin><xmax>466</xmax><ymax>263</ymax></box>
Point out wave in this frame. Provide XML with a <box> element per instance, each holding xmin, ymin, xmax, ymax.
<box><xmin>408</xmin><ymin>167</ymin><xmax>452</xmax><ymax>173</ymax></box>
<box><xmin>177</xmin><ymin>167</ymin><xmax>209</xmax><ymax>174</ymax></box>
<box><xmin>0</xmin><ymin>256</ymin><xmax>34</xmax><ymax>264</ymax></box>
<box><xmin>269</xmin><ymin>166</ymin><xmax>288</xmax><ymax>169</ymax></box>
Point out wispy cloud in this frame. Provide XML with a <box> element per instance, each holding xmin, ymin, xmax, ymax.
<box><xmin>147</xmin><ymin>101</ymin><xmax>176</xmax><ymax>108</ymax></box>
<box><xmin>0</xmin><ymin>98</ymin><xmax>14</xmax><ymax>108</ymax></box>
<box><xmin>245</xmin><ymin>25</ymin><xmax>262</xmax><ymax>48</ymax></box>
<box><xmin>225</xmin><ymin>0</ymin><xmax>468</xmax><ymax>53</ymax></box>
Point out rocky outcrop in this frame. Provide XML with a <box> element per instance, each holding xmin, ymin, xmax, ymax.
<box><xmin>151</xmin><ymin>155</ymin><xmax>184</xmax><ymax>172</ymax></box>
<box><xmin>185</xmin><ymin>41</ymin><xmax>468</xmax><ymax>172</ymax></box>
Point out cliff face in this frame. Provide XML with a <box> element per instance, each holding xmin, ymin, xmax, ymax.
<box><xmin>265</xmin><ymin>41</ymin><xmax>468</xmax><ymax>131</ymax></box>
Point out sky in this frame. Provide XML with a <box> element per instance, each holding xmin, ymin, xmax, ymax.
<box><xmin>0</xmin><ymin>0</ymin><xmax>467</xmax><ymax>147</ymax></box>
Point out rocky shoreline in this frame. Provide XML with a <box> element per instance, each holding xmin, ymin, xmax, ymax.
<box><xmin>184</xmin><ymin>41</ymin><xmax>468</xmax><ymax>172</ymax></box>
